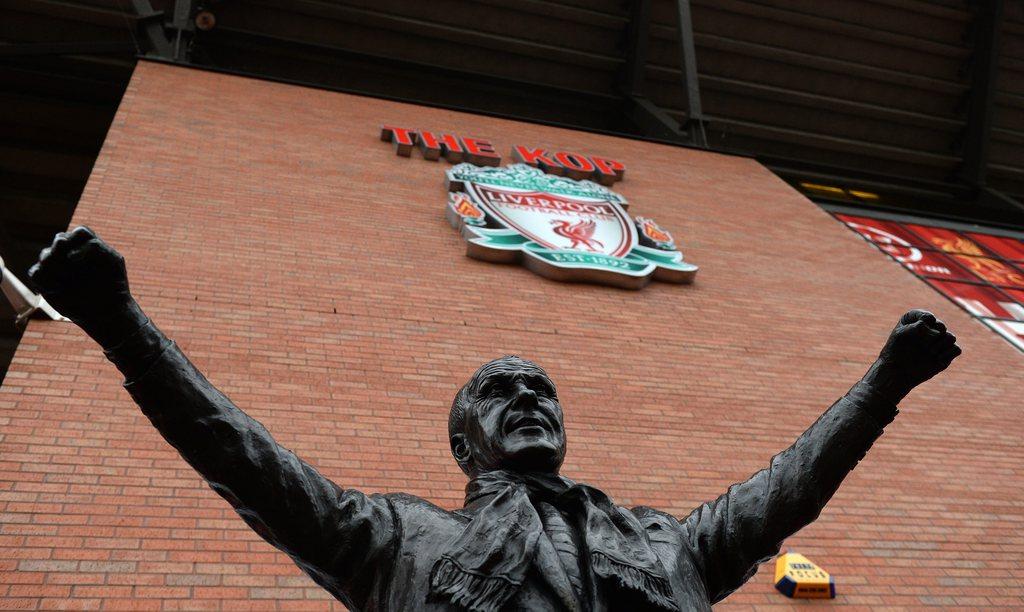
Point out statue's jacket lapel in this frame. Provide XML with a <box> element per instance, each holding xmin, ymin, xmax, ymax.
<box><xmin>532</xmin><ymin>527</ymin><xmax>584</xmax><ymax>612</ymax></box>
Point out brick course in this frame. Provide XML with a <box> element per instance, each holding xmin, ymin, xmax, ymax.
<box><xmin>1</xmin><ymin>61</ymin><xmax>1021</xmax><ymax>609</ymax></box>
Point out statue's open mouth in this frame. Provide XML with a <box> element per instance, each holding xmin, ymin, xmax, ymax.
<box><xmin>505</xmin><ymin>415</ymin><xmax>547</xmax><ymax>434</ymax></box>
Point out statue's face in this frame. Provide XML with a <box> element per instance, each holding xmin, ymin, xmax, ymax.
<box><xmin>459</xmin><ymin>360</ymin><xmax>566</xmax><ymax>475</ymax></box>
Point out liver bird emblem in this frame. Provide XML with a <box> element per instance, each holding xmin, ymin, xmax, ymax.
<box><xmin>550</xmin><ymin>219</ymin><xmax>604</xmax><ymax>252</ymax></box>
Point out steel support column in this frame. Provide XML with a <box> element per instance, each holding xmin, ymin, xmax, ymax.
<box><xmin>169</xmin><ymin>0</ymin><xmax>196</xmax><ymax>61</ymax></box>
<box><xmin>959</xmin><ymin>0</ymin><xmax>1003</xmax><ymax>188</ymax></box>
<box><xmin>129</xmin><ymin>0</ymin><xmax>174</xmax><ymax>59</ymax></box>
<box><xmin>675</xmin><ymin>0</ymin><xmax>706</xmax><ymax>147</ymax></box>
<box><xmin>979</xmin><ymin>187</ymin><xmax>1024</xmax><ymax>214</ymax></box>
<box><xmin>620</xmin><ymin>0</ymin><xmax>652</xmax><ymax>97</ymax></box>
<box><xmin>624</xmin><ymin>97</ymin><xmax>686</xmax><ymax>142</ymax></box>
<box><xmin>619</xmin><ymin>0</ymin><xmax>688</xmax><ymax>143</ymax></box>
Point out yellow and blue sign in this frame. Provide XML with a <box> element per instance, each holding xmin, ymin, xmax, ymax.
<box><xmin>774</xmin><ymin>552</ymin><xmax>835</xmax><ymax>599</ymax></box>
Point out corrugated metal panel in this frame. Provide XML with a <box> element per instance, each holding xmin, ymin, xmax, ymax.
<box><xmin>645</xmin><ymin>0</ymin><xmax>974</xmax><ymax>190</ymax></box>
<box><xmin>208</xmin><ymin>0</ymin><xmax>625</xmax><ymax>95</ymax></box>
<box><xmin>989</xmin><ymin>16</ymin><xmax>1024</xmax><ymax>200</ymax></box>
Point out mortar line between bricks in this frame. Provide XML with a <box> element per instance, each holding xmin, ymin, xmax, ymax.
<box><xmin>129</xmin><ymin>294</ymin><xmax>870</xmax><ymax>361</ymax></box>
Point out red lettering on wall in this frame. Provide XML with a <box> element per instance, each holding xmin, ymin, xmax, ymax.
<box><xmin>380</xmin><ymin>130</ymin><xmax>626</xmax><ymax>179</ymax></box>
<box><xmin>380</xmin><ymin>125</ymin><xmax>417</xmax><ymax>157</ymax></box>
<box><xmin>554</xmin><ymin>151</ymin><xmax>596</xmax><ymax>180</ymax></box>
<box><xmin>591</xmin><ymin>156</ymin><xmax>625</xmax><ymax>184</ymax></box>
<box><xmin>418</xmin><ymin>131</ymin><xmax>465</xmax><ymax>162</ymax></box>
<box><xmin>462</xmin><ymin>137</ymin><xmax>501</xmax><ymax>166</ymax></box>
<box><xmin>511</xmin><ymin>146</ymin><xmax>563</xmax><ymax>175</ymax></box>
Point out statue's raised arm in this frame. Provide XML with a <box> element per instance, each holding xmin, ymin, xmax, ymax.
<box><xmin>28</xmin><ymin>227</ymin><xmax>396</xmax><ymax>609</ymax></box>
<box><xmin>679</xmin><ymin>310</ymin><xmax>960</xmax><ymax>603</ymax></box>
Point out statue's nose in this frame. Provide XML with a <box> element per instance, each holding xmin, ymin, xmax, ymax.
<box><xmin>512</xmin><ymin>382</ymin><xmax>537</xmax><ymax>406</ymax></box>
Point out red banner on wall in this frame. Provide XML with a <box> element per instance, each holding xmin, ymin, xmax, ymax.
<box><xmin>925</xmin><ymin>280</ymin><xmax>1023</xmax><ymax>320</ymax></box>
<box><xmin>1002</xmin><ymin>288</ymin><xmax>1024</xmax><ymax>306</ymax></box>
<box><xmin>905</xmin><ymin>224</ymin><xmax>986</xmax><ymax>255</ymax></box>
<box><xmin>900</xmin><ymin>251</ymin><xmax>976</xmax><ymax>281</ymax></box>
<box><xmin>835</xmin><ymin>214</ymin><xmax>929</xmax><ymax>251</ymax></box>
<box><xmin>983</xmin><ymin>319</ymin><xmax>1024</xmax><ymax>352</ymax></box>
<box><xmin>949</xmin><ymin>255</ymin><xmax>1024</xmax><ymax>289</ymax></box>
<box><xmin>966</xmin><ymin>232</ymin><xmax>1024</xmax><ymax>262</ymax></box>
<box><xmin>836</xmin><ymin>212</ymin><xmax>1024</xmax><ymax>353</ymax></box>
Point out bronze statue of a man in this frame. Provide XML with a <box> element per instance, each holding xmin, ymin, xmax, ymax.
<box><xmin>29</xmin><ymin>227</ymin><xmax>961</xmax><ymax>611</ymax></box>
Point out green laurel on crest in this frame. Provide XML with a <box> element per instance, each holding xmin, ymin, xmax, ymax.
<box><xmin>447</xmin><ymin>163</ymin><xmax>628</xmax><ymax>206</ymax></box>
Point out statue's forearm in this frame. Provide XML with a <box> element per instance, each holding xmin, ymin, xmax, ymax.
<box><xmin>763</xmin><ymin>382</ymin><xmax>896</xmax><ymax>530</ymax></box>
<box><xmin>685</xmin><ymin>381</ymin><xmax>897</xmax><ymax>603</ymax></box>
<box><xmin>860</xmin><ymin>358</ymin><xmax>913</xmax><ymax>405</ymax></box>
<box><xmin>105</xmin><ymin>319</ymin><xmax>276</xmax><ymax>486</ymax></box>
<box><xmin>103</xmin><ymin>321</ymin><xmax>349</xmax><ymax>562</ymax></box>
<box><xmin>101</xmin><ymin>306</ymin><xmax>172</xmax><ymax>382</ymax></box>
<box><xmin>79</xmin><ymin>297</ymin><xmax>149</xmax><ymax>351</ymax></box>
<box><xmin>103</xmin><ymin>321</ymin><xmax>395</xmax><ymax>604</ymax></box>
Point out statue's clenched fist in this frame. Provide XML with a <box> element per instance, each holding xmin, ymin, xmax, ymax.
<box><xmin>28</xmin><ymin>227</ymin><xmax>142</xmax><ymax>348</ymax></box>
<box><xmin>863</xmin><ymin>309</ymin><xmax>961</xmax><ymax>404</ymax></box>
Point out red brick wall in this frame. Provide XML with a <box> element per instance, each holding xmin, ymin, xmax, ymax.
<box><xmin>2</xmin><ymin>61</ymin><xmax>1021</xmax><ymax>610</ymax></box>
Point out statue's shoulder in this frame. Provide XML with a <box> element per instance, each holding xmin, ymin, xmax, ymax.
<box><xmin>629</xmin><ymin>504</ymin><xmax>674</xmax><ymax>518</ymax></box>
<box><xmin>376</xmin><ymin>492</ymin><xmax>468</xmax><ymax>524</ymax></box>
<box><xmin>630</xmin><ymin>505</ymin><xmax>684</xmax><ymax>533</ymax></box>
<box><xmin>373</xmin><ymin>492</ymin><xmax>469</xmax><ymax>551</ymax></box>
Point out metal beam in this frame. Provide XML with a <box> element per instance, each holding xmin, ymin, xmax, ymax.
<box><xmin>199</xmin><ymin>27</ymin><xmax>623</xmax><ymax>128</ymax></box>
<box><xmin>675</xmin><ymin>0</ymin><xmax>706</xmax><ymax>147</ymax></box>
<box><xmin>624</xmin><ymin>96</ymin><xmax>685</xmax><ymax>142</ymax></box>
<box><xmin>651</xmin><ymin>0</ymin><xmax>966</xmax><ymax>59</ymax></box>
<box><xmin>2</xmin><ymin>0</ymin><xmax>136</xmax><ymax>28</ymax></box>
<box><xmin>128</xmin><ymin>0</ymin><xmax>173</xmax><ymax>59</ymax></box>
<box><xmin>617</xmin><ymin>0</ymin><xmax>692</xmax><ymax>144</ymax></box>
<box><xmin>618</xmin><ymin>0</ymin><xmax>705</xmax><ymax>146</ymax></box>
<box><xmin>689</xmin><ymin>33</ymin><xmax>960</xmax><ymax>95</ymax></box>
<box><xmin>0</xmin><ymin>41</ymin><xmax>136</xmax><ymax>57</ymax></box>
<box><xmin>240</xmin><ymin>0</ymin><xmax>620</xmax><ymax>71</ymax></box>
<box><xmin>170</xmin><ymin>0</ymin><xmax>195</xmax><ymax>61</ymax></box>
<box><xmin>766</xmin><ymin>160</ymin><xmax>964</xmax><ymax>201</ymax></box>
<box><xmin>978</xmin><ymin>186</ymin><xmax>1024</xmax><ymax>214</ymax></box>
<box><xmin>620</xmin><ymin>0</ymin><xmax>651</xmax><ymax>98</ymax></box>
<box><xmin>958</xmin><ymin>0</ymin><xmax>1003</xmax><ymax>187</ymax></box>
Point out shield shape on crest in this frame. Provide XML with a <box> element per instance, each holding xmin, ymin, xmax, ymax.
<box><xmin>464</xmin><ymin>184</ymin><xmax>636</xmax><ymax>258</ymax></box>
<box><xmin>445</xmin><ymin>163</ymin><xmax>697</xmax><ymax>289</ymax></box>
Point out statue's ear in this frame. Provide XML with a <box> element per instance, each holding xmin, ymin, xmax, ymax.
<box><xmin>450</xmin><ymin>433</ymin><xmax>471</xmax><ymax>466</ymax></box>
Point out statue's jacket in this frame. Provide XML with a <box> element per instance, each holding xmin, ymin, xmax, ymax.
<box><xmin>108</xmin><ymin>323</ymin><xmax>897</xmax><ymax>611</ymax></box>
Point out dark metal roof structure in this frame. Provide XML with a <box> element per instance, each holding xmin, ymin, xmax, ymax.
<box><xmin>2</xmin><ymin>0</ymin><xmax>1023</xmax><ymax>376</ymax></box>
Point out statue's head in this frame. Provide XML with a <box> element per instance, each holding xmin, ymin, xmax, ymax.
<box><xmin>449</xmin><ymin>356</ymin><xmax>566</xmax><ymax>477</ymax></box>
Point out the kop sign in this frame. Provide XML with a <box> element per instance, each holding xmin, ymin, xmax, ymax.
<box><xmin>381</xmin><ymin>126</ymin><xmax>698</xmax><ymax>290</ymax></box>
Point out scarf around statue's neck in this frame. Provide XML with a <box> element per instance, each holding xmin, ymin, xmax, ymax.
<box><xmin>429</xmin><ymin>469</ymin><xmax>678</xmax><ymax>612</ymax></box>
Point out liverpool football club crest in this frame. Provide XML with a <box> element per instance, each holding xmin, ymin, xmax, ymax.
<box><xmin>445</xmin><ymin>163</ymin><xmax>697</xmax><ymax>289</ymax></box>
